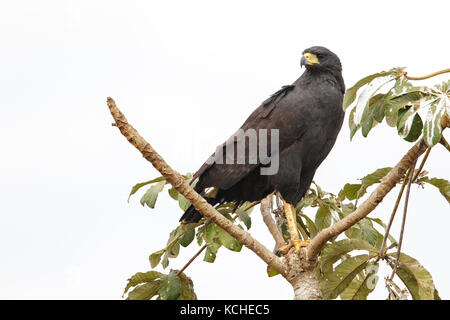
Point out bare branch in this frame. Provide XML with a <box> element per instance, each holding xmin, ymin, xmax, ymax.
<box><xmin>107</xmin><ymin>97</ymin><xmax>288</xmax><ymax>277</ymax></box>
<box><xmin>260</xmin><ymin>195</ymin><xmax>285</xmax><ymax>249</ymax></box>
<box><xmin>307</xmin><ymin>139</ymin><xmax>428</xmax><ymax>260</ymax></box>
<box><xmin>390</xmin><ymin>156</ymin><xmax>418</xmax><ymax>280</ymax></box>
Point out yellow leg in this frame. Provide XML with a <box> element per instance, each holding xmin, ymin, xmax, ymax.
<box><xmin>278</xmin><ymin>199</ymin><xmax>310</xmax><ymax>253</ymax></box>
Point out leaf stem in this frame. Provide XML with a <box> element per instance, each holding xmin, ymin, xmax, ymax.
<box><xmin>404</xmin><ymin>68</ymin><xmax>450</xmax><ymax>80</ymax></box>
<box><xmin>177</xmin><ymin>244</ymin><xmax>207</xmax><ymax>276</ymax></box>
<box><xmin>439</xmin><ymin>136</ymin><xmax>450</xmax><ymax>152</ymax></box>
<box><xmin>378</xmin><ymin>168</ymin><xmax>411</xmax><ymax>259</ymax></box>
<box><xmin>389</xmin><ymin>154</ymin><xmax>418</xmax><ymax>280</ymax></box>
<box><xmin>412</xmin><ymin>147</ymin><xmax>432</xmax><ymax>182</ymax></box>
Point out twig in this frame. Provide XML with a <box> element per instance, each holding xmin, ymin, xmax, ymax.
<box><xmin>412</xmin><ymin>147</ymin><xmax>431</xmax><ymax>182</ymax></box>
<box><xmin>177</xmin><ymin>244</ymin><xmax>207</xmax><ymax>276</ymax></box>
<box><xmin>378</xmin><ymin>168</ymin><xmax>412</xmax><ymax>259</ymax></box>
<box><xmin>260</xmin><ymin>195</ymin><xmax>285</xmax><ymax>249</ymax></box>
<box><xmin>439</xmin><ymin>136</ymin><xmax>450</xmax><ymax>152</ymax></box>
<box><xmin>390</xmin><ymin>155</ymin><xmax>419</xmax><ymax>280</ymax></box>
<box><xmin>107</xmin><ymin>97</ymin><xmax>288</xmax><ymax>277</ymax></box>
<box><xmin>404</xmin><ymin>68</ymin><xmax>450</xmax><ymax>80</ymax></box>
<box><xmin>307</xmin><ymin>139</ymin><xmax>428</xmax><ymax>260</ymax></box>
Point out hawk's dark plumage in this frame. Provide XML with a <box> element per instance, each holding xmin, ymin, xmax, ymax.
<box><xmin>181</xmin><ymin>46</ymin><xmax>345</xmax><ymax>223</ymax></box>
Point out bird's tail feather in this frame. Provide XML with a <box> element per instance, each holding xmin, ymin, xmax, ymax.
<box><xmin>180</xmin><ymin>197</ymin><xmax>217</xmax><ymax>223</ymax></box>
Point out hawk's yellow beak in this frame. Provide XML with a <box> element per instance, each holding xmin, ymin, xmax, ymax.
<box><xmin>301</xmin><ymin>53</ymin><xmax>320</xmax><ymax>66</ymax></box>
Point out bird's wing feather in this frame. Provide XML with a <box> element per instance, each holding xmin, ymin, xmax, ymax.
<box><xmin>192</xmin><ymin>84</ymin><xmax>305</xmax><ymax>190</ymax></box>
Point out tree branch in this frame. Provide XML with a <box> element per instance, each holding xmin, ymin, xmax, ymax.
<box><xmin>260</xmin><ymin>195</ymin><xmax>285</xmax><ymax>250</ymax></box>
<box><xmin>306</xmin><ymin>139</ymin><xmax>427</xmax><ymax>260</ymax></box>
<box><xmin>107</xmin><ymin>97</ymin><xmax>288</xmax><ymax>277</ymax></box>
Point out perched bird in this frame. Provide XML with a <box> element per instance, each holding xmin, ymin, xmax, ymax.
<box><xmin>181</xmin><ymin>46</ymin><xmax>345</xmax><ymax>252</ymax></box>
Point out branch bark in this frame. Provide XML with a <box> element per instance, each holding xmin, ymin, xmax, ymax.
<box><xmin>306</xmin><ymin>139</ymin><xmax>427</xmax><ymax>260</ymax></box>
<box><xmin>107</xmin><ymin>97</ymin><xmax>288</xmax><ymax>277</ymax></box>
<box><xmin>260</xmin><ymin>195</ymin><xmax>285</xmax><ymax>250</ymax></box>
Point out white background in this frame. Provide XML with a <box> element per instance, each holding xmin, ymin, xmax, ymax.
<box><xmin>0</xmin><ymin>0</ymin><xmax>448</xmax><ymax>299</ymax></box>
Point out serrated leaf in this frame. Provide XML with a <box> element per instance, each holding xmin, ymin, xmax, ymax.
<box><xmin>126</xmin><ymin>281</ymin><xmax>160</xmax><ymax>300</ymax></box>
<box><xmin>388</xmin><ymin>253</ymin><xmax>436</xmax><ymax>300</ymax></box>
<box><xmin>128</xmin><ymin>177</ymin><xmax>165</xmax><ymax>201</ymax></box>
<box><xmin>158</xmin><ymin>271</ymin><xmax>181</xmax><ymax>300</ymax></box>
<box><xmin>320</xmin><ymin>254</ymin><xmax>371</xmax><ymax>299</ymax></box>
<box><xmin>140</xmin><ymin>180</ymin><xmax>166</xmax><ymax>208</ymax></box>
<box><xmin>319</xmin><ymin>239</ymin><xmax>378</xmax><ymax>273</ymax></box>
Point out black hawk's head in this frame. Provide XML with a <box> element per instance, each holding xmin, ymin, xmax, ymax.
<box><xmin>300</xmin><ymin>46</ymin><xmax>342</xmax><ymax>73</ymax></box>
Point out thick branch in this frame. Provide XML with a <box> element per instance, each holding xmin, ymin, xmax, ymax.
<box><xmin>307</xmin><ymin>139</ymin><xmax>427</xmax><ymax>260</ymax></box>
<box><xmin>260</xmin><ymin>195</ymin><xmax>285</xmax><ymax>249</ymax></box>
<box><xmin>107</xmin><ymin>97</ymin><xmax>287</xmax><ymax>277</ymax></box>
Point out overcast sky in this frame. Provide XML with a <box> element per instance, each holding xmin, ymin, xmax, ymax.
<box><xmin>0</xmin><ymin>0</ymin><xmax>448</xmax><ymax>299</ymax></box>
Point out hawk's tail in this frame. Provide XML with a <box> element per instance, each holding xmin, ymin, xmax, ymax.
<box><xmin>179</xmin><ymin>197</ymin><xmax>218</xmax><ymax>223</ymax></box>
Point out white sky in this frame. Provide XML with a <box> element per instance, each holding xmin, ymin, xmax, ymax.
<box><xmin>0</xmin><ymin>0</ymin><xmax>448</xmax><ymax>299</ymax></box>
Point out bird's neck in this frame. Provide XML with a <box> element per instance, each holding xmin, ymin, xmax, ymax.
<box><xmin>301</xmin><ymin>69</ymin><xmax>345</xmax><ymax>94</ymax></box>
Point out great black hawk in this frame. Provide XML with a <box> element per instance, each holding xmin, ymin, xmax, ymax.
<box><xmin>181</xmin><ymin>46</ymin><xmax>345</xmax><ymax>252</ymax></box>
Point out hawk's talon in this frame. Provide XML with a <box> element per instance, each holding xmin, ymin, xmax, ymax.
<box><xmin>278</xmin><ymin>239</ymin><xmax>310</xmax><ymax>254</ymax></box>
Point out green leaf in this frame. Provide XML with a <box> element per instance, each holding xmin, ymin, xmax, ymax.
<box><xmin>343</xmin><ymin>70</ymin><xmax>398</xmax><ymax>110</ymax></box>
<box><xmin>158</xmin><ymin>271</ymin><xmax>181</xmax><ymax>300</ymax></box>
<box><xmin>216</xmin><ymin>225</ymin><xmax>242</xmax><ymax>252</ymax></box>
<box><xmin>168</xmin><ymin>187</ymin><xmax>179</xmax><ymax>200</ymax></box>
<box><xmin>358</xmin><ymin>167</ymin><xmax>392</xmax><ymax>197</ymax></box>
<box><xmin>360</xmin><ymin>94</ymin><xmax>385</xmax><ymax>137</ymax></box>
<box><xmin>388</xmin><ymin>253</ymin><xmax>436</xmax><ymax>300</ymax></box>
<box><xmin>424</xmin><ymin>97</ymin><xmax>448</xmax><ymax>146</ymax></box>
<box><xmin>299</xmin><ymin>213</ymin><xmax>318</xmax><ymax>238</ymax></box>
<box><xmin>204</xmin><ymin>242</ymin><xmax>220</xmax><ymax>263</ymax></box>
<box><xmin>267</xmin><ymin>266</ymin><xmax>280</xmax><ymax>277</ymax></box>
<box><xmin>236</xmin><ymin>210</ymin><xmax>252</xmax><ymax>230</ymax></box>
<box><xmin>161</xmin><ymin>252</ymin><xmax>169</xmax><ymax>269</ymax></box>
<box><xmin>179</xmin><ymin>229</ymin><xmax>196</xmax><ymax>247</ymax></box>
<box><xmin>178</xmin><ymin>272</ymin><xmax>197</xmax><ymax>300</ymax></box>
<box><xmin>123</xmin><ymin>271</ymin><xmax>163</xmax><ymax>295</ymax></box>
<box><xmin>340</xmin><ymin>262</ymin><xmax>379</xmax><ymax>300</ymax></box>
<box><xmin>128</xmin><ymin>177</ymin><xmax>165</xmax><ymax>201</ymax></box>
<box><xmin>420</xmin><ymin>177</ymin><xmax>450</xmax><ymax>203</ymax></box>
<box><xmin>178</xmin><ymin>194</ymin><xmax>191</xmax><ymax>211</ymax></box>
<box><xmin>140</xmin><ymin>180</ymin><xmax>166</xmax><ymax>208</ymax></box>
<box><xmin>398</xmin><ymin>110</ymin><xmax>423</xmax><ymax>142</ymax></box>
<box><xmin>320</xmin><ymin>254</ymin><xmax>371</xmax><ymax>300</ymax></box>
<box><xmin>341</xmin><ymin>183</ymin><xmax>362</xmax><ymax>200</ymax></box>
<box><xmin>126</xmin><ymin>281</ymin><xmax>160</xmax><ymax>300</ymax></box>
<box><xmin>319</xmin><ymin>239</ymin><xmax>378</xmax><ymax>273</ymax></box>
<box><xmin>315</xmin><ymin>206</ymin><xmax>332</xmax><ymax>231</ymax></box>
<box><xmin>149</xmin><ymin>249</ymin><xmax>165</xmax><ymax>268</ymax></box>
